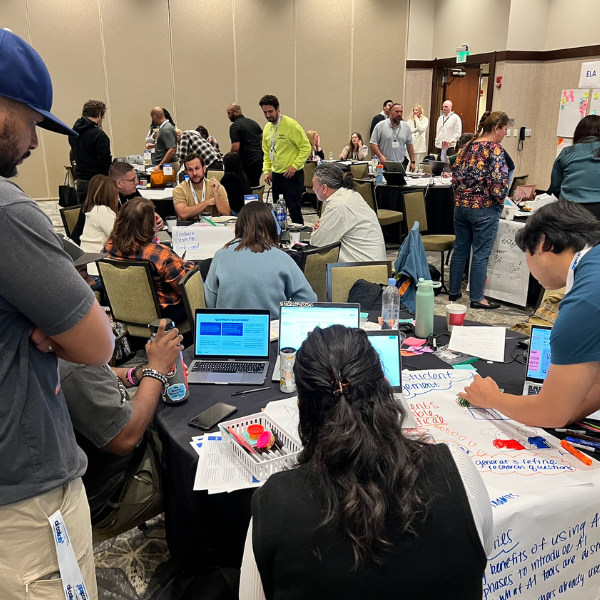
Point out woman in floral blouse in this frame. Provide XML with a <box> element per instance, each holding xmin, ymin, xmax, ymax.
<box><xmin>449</xmin><ymin>111</ymin><xmax>509</xmax><ymax>309</ymax></box>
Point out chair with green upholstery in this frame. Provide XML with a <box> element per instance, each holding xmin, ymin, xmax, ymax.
<box><xmin>98</xmin><ymin>258</ymin><xmax>190</xmax><ymax>339</ymax></box>
<box><xmin>298</xmin><ymin>242</ymin><xmax>341</xmax><ymax>302</ymax></box>
<box><xmin>349</xmin><ymin>163</ymin><xmax>368</xmax><ymax>180</ymax></box>
<box><xmin>178</xmin><ymin>265</ymin><xmax>206</xmax><ymax>323</ymax></box>
<box><xmin>251</xmin><ymin>184</ymin><xmax>265</xmax><ymax>202</ymax></box>
<box><xmin>326</xmin><ymin>261</ymin><xmax>392</xmax><ymax>303</ymax></box>
<box><xmin>402</xmin><ymin>190</ymin><xmax>455</xmax><ymax>293</ymax></box>
<box><xmin>303</xmin><ymin>161</ymin><xmax>317</xmax><ymax>190</ymax></box>
<box><xmin>354</xmin><ymin>180</ymin><xmax>403</xmax><ymax>234</ymax></box>
<box><xmin>59</xmin><ymin>205</ymin><xmax>82</xmax><ymax>239</ymax></box>
<box><xmin>207</xmin><ymin>170</ymin><xmax>224</xmax><ymax>182</ymax></box>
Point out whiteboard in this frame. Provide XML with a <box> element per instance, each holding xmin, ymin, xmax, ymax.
<box><xmin>557</xmin><ymin>88</ymin><xmax>589</xmax><ymax>138</ymax></box>
<box><xmin>590</xmin><ymin>88</ymin><xmax>600</xmax><ymax>116</ymax></box>
<box><xmin>484</xmin><ymin>220</ymin><xmax>530</xmax><ymax>307</ymax></box>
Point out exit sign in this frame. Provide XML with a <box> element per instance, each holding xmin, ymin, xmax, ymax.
<box><xmin>457</xmin><ymin>50</ymin><xmax>469</xmax><ymax>64</ymax></box>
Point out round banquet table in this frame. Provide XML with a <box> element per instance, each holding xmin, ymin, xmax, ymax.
<box><xmin>154</xmin><ymin>314</ymin><xmax>528</xmax><ymax>586</ymax></box>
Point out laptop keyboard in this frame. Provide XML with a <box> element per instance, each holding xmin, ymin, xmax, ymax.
<box><xmin>526</xmin><ymin>384</ymin><xmax>542</xmax><ymax>395</ymax></box>
<box><xmin>192</xmin><ymin>361</ymin><xmax>265</xmax><ymax>374</ymax></box>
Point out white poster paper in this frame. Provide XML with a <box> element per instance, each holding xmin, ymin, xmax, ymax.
<box><xmin>557</xmin><ymin>88</ymin><xmax>590</xmax><ymax>138</ymax></box>
<box><xmin>590</xmin><ymin>89</ymin><xmax>600</xmax><ymax>117</ymax></box>
<box><xmin>171</xmin><ymin>225</ymin><xmax>235</xmax><ymax>260</ymax></box>
<box><xmin>579</xmin><ymin>62</ymin><xmax>600</xmax><ymax>89</ymax></box>
<box><xmin>449</xmin><ymin>326</ymin><xmax>506</xmax><ymax>362</ymax></box>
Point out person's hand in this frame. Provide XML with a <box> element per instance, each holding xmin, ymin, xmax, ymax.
<box><xmin>30</xmin><ymin>326</ymin><xmax>65</xmax><ymax>356</ymax></box>
<box><xmin>155</xmin><ymin>215</ymin><xmax>164</xmax><ymax>232</ymax></box>
<box><xmin>283</xmin><ymin>166</ymin><xmax>297</xmax><ymax>179</ymax></box>
<box><xmin>264</xmin><ymin>172</ymin><xmax>272</xmax><ymax>185</ymax></box>
<box><xmin>409</xmin><ymin>163</ymin><xmax>416</xmax><ymax>172</ymax></box>
<box><xmin>210</xmin><ymin>177</ymin><xmax>221</xmax><ymax>195</ymax></box>
<box><xmin>153</xmin><ymin>164</ymin><xmax>163</xmax><ymax>171</ymax></box>
<box><xmin>441</xmin><ymin>141</ymin><xmax>450</xmax><ymax>151</ymax></box>
<box><xmin>442</xmin><ymin>171</ymin><xmax>452</xmax><ymax>179</ymax></box>
<box><xmin>380</xmin><ymin>156</ymin><xmax>388</xmax><ymax>163</ymax></box>
<box><xmin>145</xmin><ymin>319</ymin><xmax>184</xmax><ymax>375</ymax></box>
<box><xmin>458</xmin><ymin>375</ymin><xmax>501</xmax><ymax>408</ymax></box>
<box><xmin>146</xmin><ymin>143</ymin><xmax>155</xmax><ymax>150</ymax></box>
<box><xmin>339</xmin><ymin>154</ymin><xmax>345</xmax><ymax>160</ymax></box>
<box><xmin>313</xmin><ymin>219</ymin><xmax>321</xmax><ymax>232</ymax></box>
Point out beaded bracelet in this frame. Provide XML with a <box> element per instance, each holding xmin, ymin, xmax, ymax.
<box><xmin>142</xmin><ymin>368</ymin><xmax>168</xmax><ymax>386</ymax></box>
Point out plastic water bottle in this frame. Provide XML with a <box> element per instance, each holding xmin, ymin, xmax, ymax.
<box><xmin>149</xmin><ymin>319</ymin><xmax>189</xmax><ymax>404</ymax></box>
<box><xmin>376</xmin><ymin>164</ymin><xmax>384</xmax><ymax>184</ymax></box>
<box><xmin>381</xmin><ymin>278</ymin><xmax>400</xmax><ymax>330</ymax></box>
<box><xmin>415</xmin><ymin>278</ymin><xmax>437</xmax><ymax>339</ymax></box>
<box><xmin>276</xmin><ymin>195</ymin><xmax>287</xmax><ymax>231</ymax></box>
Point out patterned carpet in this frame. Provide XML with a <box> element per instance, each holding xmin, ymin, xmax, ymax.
<box><xmin>38</xmin><ymin>199</ymin><xmax>533</xmax><ymax>598</ymax></box>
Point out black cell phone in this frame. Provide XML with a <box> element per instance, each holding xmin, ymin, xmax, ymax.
<box><xmin>188</xmin><ymin>402</ymin><xmax>237</xmax><ymax>431</ymax></box>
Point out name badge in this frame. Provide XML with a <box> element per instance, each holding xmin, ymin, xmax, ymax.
<box><xmin>163</xmin><ymin>163</ymin><xmax>173</xmax><ymax>176</ymax></box>
<box><xmin>269</xmin><ymin>149</ymin><xmax>274</xmax><ymax>161</ymax></box>
<box><xmin>244</xmin><ymin>194</ymin><xmax>259</xmax><ymax>204</ymax></box>
<box><xmin>392</xmin><ymin>141</ymin><xmax>400</xmax><ymax>148</ymax></box>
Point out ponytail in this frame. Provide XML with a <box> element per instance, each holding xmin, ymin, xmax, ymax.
<box><xmin>463</xmin><ymin>110</ymin><xmax>508</xmax><ymax>152</ymax></box>
<box><xmin>342</xmin><ymin>172</ymin><xmax>355</xmax><ymax>190</ymax></box>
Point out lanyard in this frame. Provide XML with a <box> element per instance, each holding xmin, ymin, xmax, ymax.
<box><xmin>443</xmin><ymin>113</ymin><xmax>453</xmax><ymax>126</ymax></box>
<box><xmin>566</xmin><ymin>245</ymin><xmax>592</xmax><ymax>293</ymax></box>
<box><xmin>48</xmin><ymin>510</ymin><xmax>89</xmax><ymax>600</ymax></box>
<box><xmin>189</xmin><ymin>179</ymin><xmax>206</xmax><ymax>205</ymax></box>
<box><xmin>390</xmin><ymin>121</ymin><xmax>401</xmax><ymax>143</ymax></box>
<box><xmin>269</xmin><ymin>115</ymin><xmax>282</xmax><ymax>160</ymax></box>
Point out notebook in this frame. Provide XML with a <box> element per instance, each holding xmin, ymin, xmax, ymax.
<box><xmin>523</xmin><ymin>324</ymin><xmax>552</xmax><ymax>395</ymax></box>
<box><xmin>271</xmin><ymin>303</ymin><xmax>360</xmax><ymax>382</ymax></box>
<box><xmin>366</xmin><ymin>330</ymin><xmax>417</xmax><ymax>429</ymax></box>
<box><xmin>188</xmin><ymin>309</ymin><xmax>270</xmax><ymax>385</ymax></box>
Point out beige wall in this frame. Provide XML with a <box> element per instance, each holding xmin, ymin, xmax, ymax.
<box><xmin>545</xmin><ymin>0</ymin><xmax>600</xmax><ymax>51</ymax></box>
<box><xmin>407</xmin><ymin>0</ymin><xmax>435</xmax><ymax>60</ymax></box>
<box><xmin>506</xmin><ymin>0</ymin><xmax>548</xmax><ymax>51</ymax></box>
<box><xmin>1</xmin><ymin>0</ymin><xmax>409</xmax><ymax>200</ymax></box>
<box><xmin>404</xmin><ymin>68</ymin><xmax>433</xmax><ymax>125</ymax></box>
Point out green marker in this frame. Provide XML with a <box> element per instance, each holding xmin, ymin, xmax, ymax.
<box><xmin>203</xmin><ymin>215</ymin><xmax>217</xmax><ymax>227</ymax></box>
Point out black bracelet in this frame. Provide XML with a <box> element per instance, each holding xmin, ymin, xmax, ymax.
<box><xmin>142</xmin><ymin>368</ymin><xmax>168</xmax><ymax>386</ymax></box>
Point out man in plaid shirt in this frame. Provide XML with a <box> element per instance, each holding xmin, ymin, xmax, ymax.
<box><xmin>177</xmin><ymin>129</ymin><xmax>222</xmax><ymax>171</ymax></box>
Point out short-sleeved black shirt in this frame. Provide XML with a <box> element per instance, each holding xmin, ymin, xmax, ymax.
<box><xmin>229</xmin><ymin>114</ymin><xmax>264</xmax><ymax>166</ymax></box>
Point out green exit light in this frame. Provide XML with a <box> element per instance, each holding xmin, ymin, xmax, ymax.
<box><xmin>457</xmin><ymin>50</ymin><xmax>469</xmax><ymax>64</ymax></box>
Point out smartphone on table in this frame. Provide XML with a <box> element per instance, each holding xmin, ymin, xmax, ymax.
<box><xmin>188</xmin><ymin>402</ymin><xmax>237</xmax><ymax>431</ymax></box>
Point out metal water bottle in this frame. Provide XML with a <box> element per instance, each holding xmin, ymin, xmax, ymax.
<box><xmin>415</xmin><ymin>278</ymin><xmax>440</xmax><ymax>339</ymax></box>
<box><xmin>149</xmin><ymin>319</ymin><xmax>189</xmax><ymax>404</ymax></box>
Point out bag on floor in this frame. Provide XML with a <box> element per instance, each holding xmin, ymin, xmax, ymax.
<box><xmin>58</xmin><ymin>171</ymin><xmax>79</xmax><ymax>208</ymax></box>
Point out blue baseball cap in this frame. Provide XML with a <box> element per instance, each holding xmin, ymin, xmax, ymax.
<box><xmin>0</xmin><ymin>29</ymin><xmax>76</xmax><ymax>136</ymax></box>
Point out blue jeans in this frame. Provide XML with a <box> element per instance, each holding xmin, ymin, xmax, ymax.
<box><xmin>449</xmin><ymin>205</ymin><xmax>502</xmax><ymax>302</ymax></box>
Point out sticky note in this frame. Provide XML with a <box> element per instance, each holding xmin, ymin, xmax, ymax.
<box><xmin>595</xmin><ymin>93</ymin><xmax>599</xmax><ymax>100</ymax></box>
<box><xmin>561</xmin><ymin>98</ymin><xmax>565</xmax><ymax>104</ymax></box>
<box><xmin>453</xmin><ymin>363</ymin><xmax>477</xmax><ymax>371</ymax></box>
<box><xmin>561</xmin><ymin>105</ymin><xmax>565</xmax><ymax>110</ymax></box>
<box><xmin>585</xmin><ymin>92</ymin><xmax>589</xmax><ymax>98</ymax></box>
<box><xmin>403</xmin><ymin>337</ymin><xmax>426</xmax><ymax>347</ymax></box>
<box><xmin>563</xmin><ymin>90</ymin><xmax>567</xmax><ymax>97</ymax></box>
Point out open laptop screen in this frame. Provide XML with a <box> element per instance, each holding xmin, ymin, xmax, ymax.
<box><xmin>279</xmin><ymin>303</ymin><xmax>360</xmax><ymax>351</ymax></box>
<box><xmin>195</xmin><ymin>311</ymin><xmax>270</xmax><ymax>358</ymax></box>
<box><xmin>367</xmin><ymin>331</ymin><xmax>402</xmax><ymax>388</ymax></box>
<box><xmin>526</xmin><ymin>325</ymin><xmax>552</xmax><ymax>382</ymax></box>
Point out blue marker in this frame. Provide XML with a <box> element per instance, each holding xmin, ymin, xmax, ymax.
<box><xmin>565</xmin><ymin>436</ymin><xmax>600</xmax><ymax>450</ymax></box>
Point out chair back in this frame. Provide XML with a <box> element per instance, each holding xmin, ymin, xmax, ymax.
<box><xmin>509</xmin><ymin>174</ymin><xmax>529</xmax><ymax>198</ymax></box>
<box><xmin>349</xmin><ymin>163</ymin><xmax>368</xmax><ymax>180</ymax></box>
<box><xmin>421</xmin><ymin>164</ymin><xmax>432</xmax><ymax>174</ymax></box>
<box><xmin>207</xmin><ymin>170</ymin><xmax>225</xmax><ymax>182</ymax></box>
<box><xmin>326</xmin><ymin>261</ymin><xmax>392</xmax><ymax>303</ymax></box>
<box><xmin>303</xmin><ymin>161</ymin><xmax>317</xmax><ymax>189</ymax></box>
<box><xmin>97</xmin><ymin>258</ymin><xmax>162</xmax><ymax>338</ymax></box>
<box><xmin>60</xmin><ymin>205</ymin><xmax>82</xmax><ymax>238</ymax></box>
<box><xmin>402</xmin><ymin>191</ymin><xmax>428</xmax><ymax>232</ymax></box>
<box><xmin>354</xmin><ymin>180</ymin><xmax>376</xmax><ymax>211</ymax></box>
<box><xmin>300</xmin><ymin>242</ymin><xmax>341</xmax><ymax>302</ymax></box>
<box><xmin>178</xmin><ymin>265</ymin><xmax>206</xmax><ymax>324</ymax></box>
<box><xmin>250</xmin><ymin>184</ymin><xmax>265</xmax><ymax>202</ymax></box>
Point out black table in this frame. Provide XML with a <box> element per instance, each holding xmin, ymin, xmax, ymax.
<box><xmin>154</xmin><ymin>315</ymin><xmax>527</xmax><ymax>579</ymax></box>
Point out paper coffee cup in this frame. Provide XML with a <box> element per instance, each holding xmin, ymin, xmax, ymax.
<box><xmin>166</xmin><ymin>218</ymin><xmax>176</xmax><ymax>232</ymax></box>
<box><xmin>446</xmin><ymin>303</ymin><xmax>467</xmax><ymax>332</ymax></box>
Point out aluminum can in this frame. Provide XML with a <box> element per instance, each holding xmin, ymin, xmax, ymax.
<box><xmin>280</xmin><ymin>347</ymin><xmax>297</xmax><ymax>393</ymax></box>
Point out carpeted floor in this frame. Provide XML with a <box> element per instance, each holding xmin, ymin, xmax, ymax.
<box><xmin>38</xmin><ymin>199</ymin><xmax>533</xmax><ymax>598</ymax></box>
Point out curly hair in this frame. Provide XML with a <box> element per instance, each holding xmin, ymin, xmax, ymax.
<box><xmin>82</xmin><ymin>100</ymin><xmax>106</xmax><ymax>119</ymax></box>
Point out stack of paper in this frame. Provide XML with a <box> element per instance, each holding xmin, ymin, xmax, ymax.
<box><xmin>448</xmin><ymin>326</ymin><xmax>506</xmax><ymax>362</ymax></box>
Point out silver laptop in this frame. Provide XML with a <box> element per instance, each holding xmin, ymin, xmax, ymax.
<box><xmin>366</xmin><ymin>330</ymin><xmax>417</xmax><ymax>429</ymax></box>
<box><xmin>188</xmin><ymin>309</ymin><xmax>270</xmax><ymax>385</ymax></box>
<box><xmin>272</xmin><ymin>303</ymin><xmax>360</xmax><ymax>381</ymax></box>
<box><xmin>522</xmin><ymin>324</ymin><xmax>552</xmax><ymax>395</ymax></box>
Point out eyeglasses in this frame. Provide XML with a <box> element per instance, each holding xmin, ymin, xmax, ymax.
<box><xmin>119</xmin><ymin>175</ymin><xmax>138</xmax><ymax>183</ymax></box>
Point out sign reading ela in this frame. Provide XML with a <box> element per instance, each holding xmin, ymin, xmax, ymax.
<box><xmin>579</xmin><ymin>61</ymin><xmax>600</xmax><ymax>89</ymax></box>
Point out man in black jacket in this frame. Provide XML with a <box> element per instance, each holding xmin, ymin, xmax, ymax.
<box><xmin>369</xmin><ymin>99</ymin><xmax>393</xmax><ymax>137</ymax></box>
<box><xmin>69</xmin><ymin>99</ymin><xmax>112</xmax><ymax>203</ymax></box>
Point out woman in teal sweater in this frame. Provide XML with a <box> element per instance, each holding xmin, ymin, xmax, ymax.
<box><xmin>549</xmin><ymin>115</ymin><xmax>600</xmax><ymax>218</ymax></box>
<box><xmin>204</xmin><ymin>202</ymin><xmax>317</xmax><ymax>316</ymax></box>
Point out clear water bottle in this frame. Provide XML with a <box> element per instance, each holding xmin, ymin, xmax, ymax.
<box><xmin>149</xmin><ymin>319</ymin><xmax>189</xmax><ymax>404</ymax></box>
<box><xmin>414</xmin><ymin>278</ymin><xmax>440</xmax><ymax>339</ymax></box>
<box><xmin>276</xmin><ymin>195</ymin><xmax>287</xmax><ymax>231</ymax></box>
<box><xmin>381</xmin><ymin>278</ymin><xmax>400</xmax><ymax>330</ymax></box>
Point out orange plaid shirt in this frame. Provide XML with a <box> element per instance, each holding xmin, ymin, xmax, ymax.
<box><xmin>103</xmin><ymin>240</ymin><xmax>195</xmax><ymax>308</ymax></box>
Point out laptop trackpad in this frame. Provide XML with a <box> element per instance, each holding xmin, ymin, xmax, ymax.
<box><xmin>207</xmin><ymin>373</ymin><xmax>244</xmax><ymax>383</ymax></box>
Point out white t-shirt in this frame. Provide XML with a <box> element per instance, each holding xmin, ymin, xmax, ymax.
<box><xmin>80</xmin><ymin>205</ymin><xmax>116</xmax><ymax>275</ymax></box>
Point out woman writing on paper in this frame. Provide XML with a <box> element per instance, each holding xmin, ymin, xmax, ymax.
<box><xmin>408</xmin><ymin>105</ymin><xmax>429</xmax><ymax>166</ymax></box>
<box><xmin>240</xmin><ymin>325</ymin><xmax>492</xmax><ymax>600</ymax></box>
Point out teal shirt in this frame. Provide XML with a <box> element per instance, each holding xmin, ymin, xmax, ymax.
<box><xmin>548</xmin><ymin>138</ymin><xmax>600</xmax><ymax>204</ymax></box>
<box><xmin>204</xmin><ymin>241</ymin><xmax>317</xmax><ymax>317</ymax></box>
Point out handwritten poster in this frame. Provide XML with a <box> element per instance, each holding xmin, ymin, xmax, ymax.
<box><xmin>589</xmin><ymin>89</ymin><xmax>600</xmax><ymax>117</ymax></box>
<box><xmin>557</xmin><ymin>89</ymin><xmax>590</xmax><ymax>138</ymax></box>
<box><xmin>171</xmin><ymin>225</ymin><xmax>235</xmax><ymax>260</ymax></box>
<box><xmin>484</xmin><ymin>220</ymin><xmax>531</xmax><ymax>307</ymax></box>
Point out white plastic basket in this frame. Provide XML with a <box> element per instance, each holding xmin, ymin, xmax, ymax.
<box><xmin>219</xmin><ymin>413</ymin><xmax>302</xmax><ymax>482</ymax></box>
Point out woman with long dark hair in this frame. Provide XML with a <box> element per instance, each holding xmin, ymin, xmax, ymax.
<box><xmin>339</xmin><ymin>131</ymin><xmax>368</xmax><ymax>161</ymax></box>
<box><xmin>220</xmin><ymin>152</ymin><xmax>251</xmax><ymax>214</ymax></box>
<box><xmin>204</xmin><ymin>201</ymin><xmax>316</xmax><ymax>314</ymax></box>
<box><xmin>240</xmin><ymin>325</ymin><xmax>492</xmax><ymax>600</ymax></box>
<box><xmin>449</xmin><ymin>110</ymin><xmax>510</xmax><ymax>309</ymax></box>
<box><xmin>548</xmin><ymin>114</ymin><xmax>600</xmax><ymax>218</ymax></box>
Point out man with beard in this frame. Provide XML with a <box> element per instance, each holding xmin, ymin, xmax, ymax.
<box><xmin>172</xmin><ymin>152</ymin><xmax>230</xmax><ymax>220</ymax></box>
<box><xmin>260</xmin><ymin>94</ymin><xmax>311</xmax><ymax>225</ymax></box>
<box><xmin>370</xmin><ymin>103</ymin><xmax>416</xmax><ymax>169</ymax></box>
<box><xmin>226</xmin><ymin>103</ymin><xmax>263</xmax><ymax>187</ymax></box>
<box><xmin>0</xmin><ymin>30</ymin><xmax>114</xmax><ymax>599</ymax></box>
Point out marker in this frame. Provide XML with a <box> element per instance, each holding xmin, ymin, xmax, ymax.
<box><xmin>203</xmin><ymin>215</ymin><xmax>217</xmax><ymax>226</ymax></box>
<box><xmin>565</xmin><ymin>436</ymin><xmax>600</xmax><ymax>450</ymax></box>
<box><xmin>561</xmin><ymin>439</ymin><xmax>593</xmax><ymax>466</ymax></box>
<box><xmin>570</xmin><ymin>441</ymin><xmax>600</xmax><ymax>455</ymax></box>
<box><xmin>231</xmin><ymin>386</ymin><xmax>271</xmax><ymax>397</ymax></box>
<box><xmin>555</xmin><ymin>428</ymin><xmax>587</xmax><ymax>435</ymax></box>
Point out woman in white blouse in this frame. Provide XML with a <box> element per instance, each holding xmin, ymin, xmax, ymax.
<box><xmin>339</xmin><ymin>132</ymin><xmax>369</xmax><ymax>161</ymax></box>
<box><xmin>79</xmin><ymin>174</ymin><xmax>119</xmax><ymax>280</ymax></box>
<box><xmin>408</xmin><ymin>104</ymin><xmax>429</xmax><ymax>166</ymax></box>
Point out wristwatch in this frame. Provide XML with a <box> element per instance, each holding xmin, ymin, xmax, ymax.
<box><xmin>410</xmin><ymin>161</ymin><xmax>416</xmax><ymax>164</ymax></box>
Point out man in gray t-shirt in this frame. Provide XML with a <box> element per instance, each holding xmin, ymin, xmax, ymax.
<box><xmin>151</xmin><ymin>106</ymin><xmax>179</xmax><ymax>169</ymax></box>
<box><xmin>370</xmin><ymin>103</ymin><xmax>416</xmax><ymax>169</ymax></box>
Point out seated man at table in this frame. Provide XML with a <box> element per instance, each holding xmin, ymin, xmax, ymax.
<box><xmin>459</xmin><ymin>200</ymin><xmax>600</xmax><ymax>427</ymax></box>
<box><xmin>311</xmin><ymin>163</ymin><xmax>386</xmax><ymax>263</ymax></box>
<box><xmin>60</xmin><ymin>320</ymin><xmax>183</xmax><ymax>536</ymax></box>
<box><xmin>172</xmin><ymin>152</ymin><xmax>230</xmax><ymax>221</ymax></box>
<box><xmin>177</xmin><ymin>129</ymin><xmax>223</xmax><ymax>171</ymax></box>
<box><xmin>109</xmin><ymin>161</ymin><xmax>142</xmax><ymax>204</ymax></box>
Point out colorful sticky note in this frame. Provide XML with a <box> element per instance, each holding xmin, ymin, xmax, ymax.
<box><xmin>561</xmin><ymin>98</ymin><xmax>565</xmax><ymax>104</ymax></box>
<box><xmin>403</xmin><ymin>337</ymin><xmax>426</xmax><ymax>347</ymax></box>
<box><xmin>561</xmin><ymin>105</ymin><xmax>565</xmax><ymax>110</ymax></box>
<box><xmin>563</xmin><ymin>90</ymin><xmax>567</xmax><ymax>97</ymax></box>
<box><xmin>585</xmin><ymin>92</ymin><xmax>589</xmax><ymax>98</ymax></box>
<box><xmin>595</xmin><ymin>93</ymin><xmax>599</xmax><ymax>100</ymax></box>
<box><xmin>453</xmin><ymin>363</ymin><xmax>477</xmax><ymax>371</ymax></box>
<box><xmin>593</xmin><ymin>111</ymin><xmax>597</xmax><ymax>115</ymax></box>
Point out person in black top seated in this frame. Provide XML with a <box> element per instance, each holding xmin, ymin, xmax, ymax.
<box><xmin>109</xmin><ymin>161</ymin><xmax>142</xmax><ymax>204</ymax></box>
<box><xmin>220</xmin><ymin>151</ymin><xmax>251</xmax><ymax>214</ymax></box>
<box><xmin>242</xmin><ymin>325</ymin><xmax>490</xmax><ymax>600</ymax></box>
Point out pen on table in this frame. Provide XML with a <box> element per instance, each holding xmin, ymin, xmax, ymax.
<box><xmin>231</xmin><ymin>386</ymin><xmax>271</xmax><ymax>397</ymax></box>
<box><xmin>565</xmin><ymin>436</ymin><xmax>600</xmax><ymax>450</ymax></box>
<box><xmin>203</xmin><ymin>215</ymin><xmax>217</xmax><ymax>226</ymax></box>
<box><xmin>561</xmin><ymin>439</ymin><xmax>593</xmax><ymax>466</ymax></box>
<box><xmin>555</xmin><ymin>428</ymin><xmax>587</xmax><ymax>435</ymax></box>
<box><xmin>569</xmin><ymin>441</ymin><xmax>600</xmax><ymax>456</ymax></box>
<box><xmin>557</xmin><ymin>430</ymin><xmax>600</xmax><ymax>443</ymax></box>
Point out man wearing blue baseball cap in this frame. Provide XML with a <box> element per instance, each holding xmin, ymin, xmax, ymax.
<box><xmin>0</xmin><ymin>29</ymin><xmax>115</xmax><ymax>599</ymax></box>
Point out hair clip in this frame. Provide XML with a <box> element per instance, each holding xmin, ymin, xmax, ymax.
<box><xmin>331</xmin><ymin>371</ymin><xmax>351</xmax><ymax>399</ymax></box>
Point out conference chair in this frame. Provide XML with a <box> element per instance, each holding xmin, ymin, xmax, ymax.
<box><xmin>509</xmin><ymin>174</ymin><xmax>529</xmax><ymax>198</ymax></box>
<box><xmin>297</xmin><ymin>242</ymin><xmax>341</xmax><ymax>302</ymax></box>
<box><xmin>59</xmin><ymin>204</ymin><xmax>82</xmax><ymax>239</ymax></box>
<box><xmin>251</xmin><ymin>185</ymin><xmax>265</xmax><ymax>202</ymax></box>
<box><xmin>354</xmin><ymin>179</ymin><xmax>403</xmax><ymax>235</ymax></box>
<box><xmin>98</xmin><ymin>258</ymin><xmax>190</xmax><ymax>339</ymax></box>
<box><xmin>303</xmin><ymin>161</ymin><xmax>317</xmax><ymax>190</ymax></box>
<box><xmin>349</xmin><ymin>163</ymin><xmax>368</xmax><ymax>180</ymax></box>
<box><xmin>421</xmin><ymin>164</ymin><xmax>432</xmax><ymax>174</ymax></box>
<box><xmin>207</xmin><ymin>170</ymin><xmax>224</xmax><ymax>182</ymax></box>
<box><xmin>326</xmin><ymin>261</ymin><xmax>392</xmax><ymax>303</ymax></box>
<box><xmin>402</xmin><ymin>190</ymin><xmax>455</xmax><ymax>293</ymax></box>
<box><xmin>178</xmin><ymin>265</ymin><xmax>206</xmax><ymax>324</ymax></box>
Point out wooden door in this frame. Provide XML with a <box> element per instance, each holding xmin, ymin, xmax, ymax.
<box><xmin>446</xmin><ymin>67</ymin><xmax>481</xmax><ymax>134</ymax></box>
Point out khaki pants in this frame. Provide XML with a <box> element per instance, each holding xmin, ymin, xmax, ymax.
<box><xmin>0</xmin><ymin>478</ymin><xmax>98</xmax><ymax>600</ymax></box>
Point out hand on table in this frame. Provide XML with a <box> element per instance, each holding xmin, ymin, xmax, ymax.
<box><xmin>145</xmin><ymin>319</ymin><xmax>183</xmax><ymax>375</ymax></box>
<box><xmin>409</xmin><ymin>163</ymin><xmax>416</xmax><ymax>172</ymax></box>
<box><xmin>283</xmin><ymin>166</ymin><xmax>297</xmax><ymax>179</ymax></box>
<box><xmin>458</xmin><ymin>374</ymin><xmax>501</xmax><ymax>408</ymax></box>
